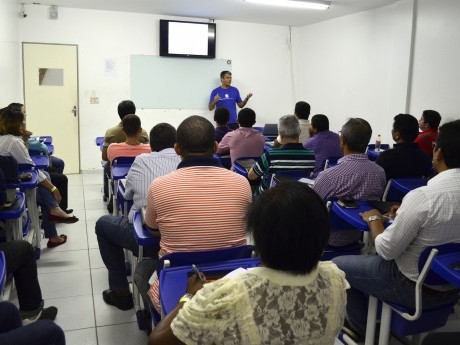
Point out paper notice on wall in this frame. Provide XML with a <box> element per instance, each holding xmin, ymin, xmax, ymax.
<box><xmin>105</xmin><ymin>58</ymin><xmax>117</xmax><ymax>77</ymax></box>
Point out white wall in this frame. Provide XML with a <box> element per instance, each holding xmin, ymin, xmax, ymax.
<box><xmin>291</xmin><ymin>0</ymin><xmax>414</xmax><ymax>144</ymax></box>
<box><xmin>18</xmin><ymin>6</ymin><xmax>293</xmax><ymax>170</ymax></box>
<box><xmin>0</xmin><ymin>0</ymin><xmax>20</xmax><ymax>105</ymax></box>
<box><xmin>409</xmin><ymin>0</ymin><xmax>460</xmax><ymax>123</ymax></box>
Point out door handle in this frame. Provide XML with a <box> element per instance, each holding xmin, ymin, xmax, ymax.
<box><xmin>72</xmin><ymin>105</ymin><xmax>77</xmax><ymax>117</ymax></box>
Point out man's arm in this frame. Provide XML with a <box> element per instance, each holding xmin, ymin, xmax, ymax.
<box><xmin>101</xmin><ymin>146</ymin><xmax>109</xmax><ymax>161</ymax></box>
<box><xmin>237</xmin><ymin>93</ymin><xmax>253</xmax><ymax>108</ymax></box>
<box><xmin>216</xmin><ymin>132</ymin><xmax>231</xmax><ymax>155</ymax></box>
<box><xmin>208</xmin><ymin>94</ymin><xmax>220</xmax><ymax>111</ymax></box>
<box><xmin>248</xmin><ymin>155</ymin><xmax>266</xmax><ymax>181</ymax></box>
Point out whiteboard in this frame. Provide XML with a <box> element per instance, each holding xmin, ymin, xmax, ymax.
<box><xmin>130</xmin><ymin>55</ymin><xmax>231</xmax><ymax>109</ymax></box>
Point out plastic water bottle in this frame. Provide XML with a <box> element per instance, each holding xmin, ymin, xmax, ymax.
<box><xmin>375</xmin><ymin>134</ymin><xmax>382</xmax><ymax>152</ymax></box>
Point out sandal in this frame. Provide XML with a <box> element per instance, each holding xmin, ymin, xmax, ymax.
<box><xmin>47</xmin><ymin>234</ymin><xmax>68</xmax><ymax>248</ymax></box>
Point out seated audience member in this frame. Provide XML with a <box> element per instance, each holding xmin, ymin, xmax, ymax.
<box><xmin>107</xmin><ymin>114</ymin><xmax>151</xmax><ymax>163</ymax></box>
<box><xmin>101</xmin><ymin>100</ymin><xmax>149</xmax><ymax>199</ymax></box>
<box><xmin>96</xmin><ymin>123</ymin><xmax>181</xmax><ymax>310</ymax></box>
<box><xmin>217</xmin><ymin>108</ymin><xmax>265</xmax><ymax>165</ymax></box>
<box><xmin>333</xmin><ymin>119</ymin><xmax>460</xmax><ymax>340</ymax></box>
<box><xmin>0</xmin><ymin>301</ymin><xmax>64</xmax><ymax>345</ymax></box>
<box><xmin>304</xmin><ymin>114</ymin><xmax>342</xmax><ymax>177</ymax></box>
<box><xmin>149</xmin><ymin>181</ymin><xmax>349</xmax><ymax>345</ymax></box>
<box><xmin>376</xmin><ymin>114</ymin><xmax>432</xmax><ymax>180</ymax></box>
<box><xmin>0</xmin><ymin>109</ymin><xmax>78</xmax><ymax>248</ymax></box>
<box><xmin>5</xmin><ymin>103</ymin><xmax>71</xmax><ymax>213</ymax></box>
<box><xmin>415</xmin><ymin>109</ymin><xmax>441</xmax><ymax>157</ymax></box>
<box><xmin>248</xmin><ymin>115</ymin><xmax>315</xmax><ymax>195</ymax></box>
<box><xmin>274</xmin><ymin>101</ymin><xmax>311</xmax><ymax>147</ymax></box>
<box><xmin>0</xmin><ymin>222</ymin><xmax>58</xmax><ymax>322</ymax></box>
<box><xmin>135</xmin><ymin>115</ymin><xmax>251</xmax><ymax>313</ymax></box>
<box><xmin>213</xmin><ymin>106</ymin><xmax>232</xmax><ymax>143</ymax></box>
<box><xmin>314</xmin><ymin>118</ymin><xmax>386</xmax><ymax>246</ymax></box>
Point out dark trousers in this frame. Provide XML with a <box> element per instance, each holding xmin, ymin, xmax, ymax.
<box><xmin>0</xmin><ymin>301</ymin><xmax>65</xmax><ymax>345</ymax></box>
<box><xmin>103</xmin><ymin>162</ymin><xmax>110</xmax><ymax>198</ymax></box>
<box><xmin>0</xmin><ymin>241</ymin><xmax>42</xmax><ymax>312</ymax></box>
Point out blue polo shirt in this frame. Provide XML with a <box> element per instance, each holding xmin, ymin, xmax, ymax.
<box><xmin>209</xmin><ymin>86</ymin><xmax>242</xmax><ymax>123</ymax></box>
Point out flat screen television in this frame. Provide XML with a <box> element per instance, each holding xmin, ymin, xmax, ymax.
<box><xmin>159</xmin><ymin>19</ymin><xmax>216</xmax><ymax>59</ymax></box>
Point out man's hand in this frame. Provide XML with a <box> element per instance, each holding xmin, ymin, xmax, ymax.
<box><xmin>387</xmin><ymin>205</ymin><xmax>400</xmax><ymax>220</ymax></box>
<box><xmin>213</xmin><ymin>94</ymin><xmax>221</xmax><ymax>104</ymax></box>
<box><xmin>359</xmin><ymin>209</ymin><xmax>382</xmax><ymax>223</ymax></box>
<box><xmin>245</xmin><ymin>93</ymin><xmax>253</xmax><ymax>101</ymax></box>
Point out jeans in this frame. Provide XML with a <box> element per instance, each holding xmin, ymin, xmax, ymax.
<box><xmin>0</xmin><ymin>301</ymin><xmax>65</xmax><ymax>345</ymax></box>
<box><xmin>103</xmin><ymin>162</ymin><xmax>110</xmax><ymax>198</ymax></box>
<box><xmin>0</xmin><ymin>241</ymin><xmax>42</xmax><ymax>312</ymax></box>
<box><xmin>332</xmin><ymin>255</ymin><xmax>460</xmax><ymax>335</ymax></box>
<box><xmin>95</xmin><ymin>215</ymin><xmax>159</xmax><ymax>291</ymax></box>
<box><xmin>36</xmin><ymin>184</ymin><xmax>59</xmax><ymax>239</ymax></box>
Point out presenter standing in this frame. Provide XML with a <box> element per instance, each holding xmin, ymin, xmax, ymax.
<box><xmin>208</xmin><ymin>71</ymin><xmax>252</xmax><ymax>124</ymax></box>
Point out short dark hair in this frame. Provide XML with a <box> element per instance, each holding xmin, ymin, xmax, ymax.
<box><xmin>177</xmin><ymin>115</ymin><xmax>215</xmax><ymax>157</ymax></box>
<box><xmin>0</xmin><ymin>109</ymin><xmax>24</xmax><ymax>136</ymax></box>
<box><xmin>150</xmin><ymin>123</ymin><xmax>176</xmax><ymax>152</ymax></box>
<box><xmin>294</xmin><ymin>101</ymin><xmax>311</xmax><ymax>120</ymax></box>
<box><xmin>121</xmin><ymin>114</ymin><xmax>141</xmax><ymax>137</ymax></box>
<box><xmin>393</xmin><ymin>114</ymin><xmax>419</xmax><ymax>143</ymax></box>
<box><xmin>220</xmin><ymin>71</ymin><xmax>231</xmax><ymax>79</ymax></box>
<box><xmin>422</xmin><ymin>110</ymin><xmax>441</xmax><ymax>129</ymax></box>
<box><xmin>117</xmin><ymin>100</ymin><xmax>136</xmax><ymax>120</ymax></box>
<box><xmin>341</xmin><ymin>118</ymin><xmax>372</xmax><ymax>153</ymax></box>
<box><xmin>213</xmin><ymin>107</ymin><xmax>230</xmax><ymax>126</ymax></box>
<box><xmin>7</xmin><ymin>103</ymin><xmax>24</xmax><ymax>112</ymax></box>
<box><xmin>435</xmin><ymin>120</ymin><xmax>460</xmax><ymax>168</ymax></box>
<box><xmin>311</xmin><ymin>114</ymin><xmax>329</xmax><ymax>132</ymax></box>
<box><xmin>237</xmin><ymin>108</ymin><xmax>256</xmax><ymax>127</ymax></box>
<box><xmin>247</xmin><ymin>181</ymin><xmax>330</xmax><ymax>274</ymax></box>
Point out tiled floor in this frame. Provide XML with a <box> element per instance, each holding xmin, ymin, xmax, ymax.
<box><xmin>36</xmin><ymin>173</ymin><xmax>148</xmax><ymax>345</ymax></box>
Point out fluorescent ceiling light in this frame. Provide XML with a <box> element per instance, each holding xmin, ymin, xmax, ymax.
<box><xmin>245</xmin><ymin>0</ymin><xmax>330</xmax><ymax>10</ymax></box>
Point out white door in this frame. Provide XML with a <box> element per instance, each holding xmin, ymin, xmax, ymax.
<box><xmin>23</xmin><ymin>43</ymin><xmax>80</xmax><ymax>173</ymax></box>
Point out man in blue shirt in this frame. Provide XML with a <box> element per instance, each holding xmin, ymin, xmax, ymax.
<box><xmin>209</xmin><ymin>71</ymin><xmax>252</xmax><ymax>123</ymax></box>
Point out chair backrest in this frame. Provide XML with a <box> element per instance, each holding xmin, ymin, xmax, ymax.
<box><xmin>263</xmin><ymin>123</ymin><xmax>278</xmax><ymax>137</ymax></box>
<box><xmin>323</xmin><ymin>155</ymin><xmax>342</xmax><ymax>170</ymax></box>
<box><xmin>156</xmin><ymin>245</ymin><xmax>256</xmax><ymax>275</ymax></box>
<box><xmin>382</xmin><ymin>178</ymin><xmax>428</xmax><ymax>202</ymax></box>
<box><xmin>0</xmin><ymin>156</ymin><xmax>18</xmax><ymax>183</ymax></box>
<box><xmin>112</xmin><ymin>156</ymin><xmax>136</xmax><ymax>166</ymax></box>
<box><xmin>419</xmin><ymin>243</ymin><xmax>460</xmax><ymax>286</ymax></box>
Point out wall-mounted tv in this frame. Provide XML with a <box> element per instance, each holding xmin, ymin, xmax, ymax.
<box><xmin>159</xmin><ymin>19</ymin><xmax>216</xmax><ymax>59</ymax></box>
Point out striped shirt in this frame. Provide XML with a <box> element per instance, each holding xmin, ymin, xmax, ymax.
<box><xmin>314</xmin><ymin>154</ymin><xmax>386</xmax><ymax>246</ymax></box>
<box><xmin>107</xmin><ymin>142</ymin><xmax>151</xmax><ymax>163</ymax></box>
<box><xmin>252</xmin><ymin>143</ymin><xmax>315</xmax><ymax>195</ymax></box>
<box><xmin>124</xmin><ymin>148</ymin><xmax>181</xmax><ymax>222</ymax></box>
<box><xmin>145</xmin><ymin>157</ymin><xmax>251</xmax><ymax>311</ymax></box>
<box><xmin>375</xmin><ymin>168</ymin><xmax>460</xmax><ymax>281</ymax></box>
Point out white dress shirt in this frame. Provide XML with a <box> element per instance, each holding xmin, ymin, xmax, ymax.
<box><xmin>125</xmin><ymin>148</ymin><xmax>181</xmax><ymax>222</ymax></box>
<box><xmin>375</xmin><ymin>168</ymin><xmax>460</xmax><ymax>281</ymax></box>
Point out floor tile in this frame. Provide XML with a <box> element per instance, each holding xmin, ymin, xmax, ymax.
<box><xmin>45</xmin><ymin>294</ymin><xmax>95</xmax><ymax>331</ymax></box>
<box><xmin>84</xmin><ymin>198</ymin><xmax>107</xmax><ymax>211</ymax></box>
<box><xmin>89</xmin><ymin>248</ymin><xmax>105</xmax><ymax>269</ymax></box>
<box><xmin>91</xmin><ymin>267</ymin><xmax>109</xmax><ymax>295</ymax></box>
<box><xmin>87</xmin><ymin>220</ymin><xmax>99</xmax><ymax>249</ymax></box>
<box><xmin>37</xmin><ymin>248</ymin><xmax>90</xmax><ymax>274</ymax></box>
<box><xmin>83</xmin><ymin>173</ymin><xmax>104</xmax><ymax>186</ymax></box>
<box><xmin>97</xmin><ymin>322</ymin><xmax>148</xmax><ymax>345</ymax></box>
<box><xmin>39</xmin><ymin>269</ymin><xmax>92</xmax><ymax>299</ymax></box>
<box><xmin>65</xmin><ymin>328</ymin><xmax>98</xmax><ymax>345</ymax></box>
<box><xmin>93</xmin><ymin>293</ymin><xmax>137</xmax><ymax>326</ymax></box>
<box><xmin>40</xmin><ymin>223</ymin><xmax>89</xmax><ymax>252</ymax></box>
<box><xmin>86</xmin><ymin>208</ymin><xmax>109</xmax><ymax>221</ymax></box>
<box><xmin>67</xmin><ymin>174</ymin><xmax>83</xmax><ymax>186</ymax></box>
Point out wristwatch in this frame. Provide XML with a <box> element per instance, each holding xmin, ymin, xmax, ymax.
<box><xmin>368</xmin><ymin>215</ymin><xmax>381</xmax><ymax>223</ymax></box>
<box><xmin>179</xmin><ymin>293</ymin><xmax>194</xmax><ymax>304</ymax></box>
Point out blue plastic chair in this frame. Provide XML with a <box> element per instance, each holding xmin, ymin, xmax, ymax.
<box><xmin>360</xmin><ymin>244</ymin><xmax>460</xmax><ymax>345</ymax></box>
<box><xmin>110</xmin><ymin>156</ymin><xmax>135</xmax><ymax>216</ymax></box>
<box><xmin>269</xmin><ymin>169</ymin><xmax>314</xmax><ymax>187</ymax></box>
<box><xmin>323</xmin><ymin>155</ymin><xmax>342</xmax><ymax>170</ymax></box>
<box><xmin>382</xmin><ymin>178</ymin><xmax>428</xmax><ymax>202</ymax></box>
<box><xmin>0</xmin><ymin>192</ymin><xmax>30</xmax><ymax>241</ymax></box>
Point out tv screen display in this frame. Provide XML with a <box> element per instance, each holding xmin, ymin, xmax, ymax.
<box><xmin>160</xmin><ymin>19</ymin><xmax>216</xmax><ymax>58</ymax></box>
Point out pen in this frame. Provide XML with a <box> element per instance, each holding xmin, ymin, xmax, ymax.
<box><xmin>192</xmin><ymin>264</ymin><xmax>206</xmax><ymax>282</ymax></box>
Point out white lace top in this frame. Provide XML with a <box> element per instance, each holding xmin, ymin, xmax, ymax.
<box><xmin>171</xmin><ymin>262</ymin><xmax>349</xmax><ymax>345</ymax></box>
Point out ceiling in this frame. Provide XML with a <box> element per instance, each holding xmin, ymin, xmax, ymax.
<box><xmin>20</xmin><ymin>0</ymin><xmax>401</xmax><ymax>27</ymax></box>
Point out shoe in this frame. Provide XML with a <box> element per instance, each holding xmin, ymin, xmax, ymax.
<box><xmin>102</xmin><ymin>290</ymin><xmax>134</xmax><ymax>311</ymax></box>
<box><xmin>22</xmin><ymin>306</ymin><xmax>58</xmax><ymax>325</ymax></box>
<box><xmin>64</xmin><ymin>209</ymin><xmax>74</xmax><ymax>214</ymax></box>
<box><xmin>47</xmin><ymin>234</ymin><xmax>68</xmax><ymax>248</ymax></box>
<box><xmin>48</xmin><ymin>214</ymin><xmax>79</xmax><ymax>224</ymax></box>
